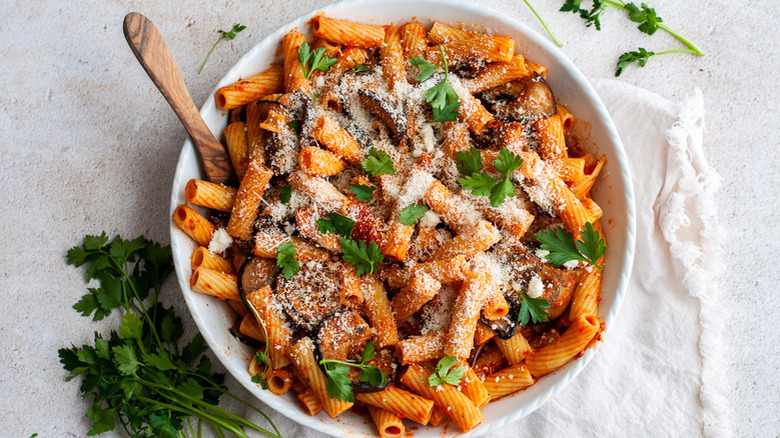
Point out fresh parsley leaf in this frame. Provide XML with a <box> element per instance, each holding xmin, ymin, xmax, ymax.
<box><xmin>317</xmin><ymin>212</ymin><xmax>356</xmax><ymax>238</ymax></box>
<box><xmin>493</xmin><ymin>148</ymin><xmax>524</xmax><ymax>175</ymax></box>
<box><xmin>323</xmin><ymin>362</ymin><xmax>354</xmax><ymax>402</ymax></box>
<box><xmin>352</xmin><ymin>59</ymin><xmax>371</xmax><ymax>72</ymax></box>
<box><xmin>339</xmin><ymin>237</ymin><xmax>384</xmax><ymax>276</ymax></box>
<box><xmin>624</xmin><ymin>2</ymin><xmax>662</xmax><ymax>35</ymax></box>
<box><xmin>560</xmin><ymin>0</ymin><xmax>583</xmax><ymax>12</ymax></box>
<box><xmin>454</xmin><ymin>147</ymin><xmax>483</xmax><ymax>176</ymax></box>
<box><xmin>576</xmin><ymin>222</ymin><xmax>607</xmax><ymax>266</ymax></box>
<box><xmin>459</xmin><ymin>173</ymin><xmax>497</xmax><ymax>197</ymax></box>
<box><xmin>428</xmin><ymin>356</ymin><xmax>467</xmax><ymax>386</ymax></box>
<box><xmin>118</xmin><ymin>312</ymin><xmax>143</xmax><ymax>341</ymax></box>
<box><xmin>289</xmin><ymin>119</ymin><xmax>302</xmax><ymax>134</ymax></box>
<box><xmin>279</xmin><ymin>186</ymin><xmax>292</xmax><ymax>204</ymax></box>
<box><xmin>312</xmin><ymin>93</ymin><xmax>320</xmax><ymax>104</ymax></box>
<box><xmin>359</xmin><ymin>366</ymin><xmax>385</xmax><ymax>386</ymax></box>
<box><xmin>423</xmin><ymin>47</ymin><xmax>461</xmax><ymax>123</ymax></box>
<box><xmin>298</xmin><ymin>41</ymin><xmax>338</xmax><ymax>79</ymax></box>
<box><xmin>534</xmin><ymin>222</ymin><xmax>605</xmax><ymax>269</ymax></box>
<box><xmin>518</xmin><ymin>293</ymin><xmax>550</xmax><ymax>325</ymax></box>
<box><xmin>409</xmin><ymin>56</ymin><xmax>440</xmax><ymax>82</ymax></box>
<box><xmin>276</xmin><ymin>241</ymin><xmax>300</xmax><ymax>279</ymax></box>
<box><xmin>321</xmin><ymin>342</ymin><xmax>386</xmax><ymax>401</ymax></box>
<box><xmin>578</xmin><ymin>0</ymin><xmax>607</xmax><ymax>30</ymax></box>
<box><xmin>399</xmin><ymin>203</ymin><xmax>429</xmax><ymax>226</ymax></box>
<box><xmin>199</xmin><ymin>23</ymin><xmax>246</xmax><ymax>74</ymax></box>
<box><xmin>488</xmin><ymin>176</ymin><xmax>516</xmax><ymax>208</ymax></box>
<box><xmin>360</xmin><ymin>340</ymin><xmax>376</xmax><ymax>363</ymax></box>
<box><xmin>457</xmin><ymin>147</ymin><xmax>521</xmax><ymax>207</ymax></box>
<box><xmin>255</xmin><ymin>350</ymin><xmax>269</xmax><ymax>366</ymax></box>
<box><xmin>615</xmin><ymin>48</ymin><xmax>655</xmax><ymax>76</ymax></box>
<box><xmin>349</xmin><ymin>183</ymin><xmax>377</xmax><ymax>201</ymax></box>
<box><xmin>430</xmin><ymin>102</ymin><xmax>461</xmax><ymax>122</ymax></box>
<box><xmin>112</xmin><ymin>344</ymin><xmax>141</xmax><ymax>376</ymax></box>
<box><xmin>361</xmin><ymin>148</ymin><xmax>397</xmax><ymax>176</ymax></box>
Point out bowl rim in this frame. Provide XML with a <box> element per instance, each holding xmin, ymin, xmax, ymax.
<box><xmin>169</xmin><ymin>0</ymin><xmax>637</xmax><ymax>436</ymax></box>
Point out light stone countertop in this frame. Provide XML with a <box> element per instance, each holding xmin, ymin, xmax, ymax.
<box><xmin>0</xmin><ymin>0</ymin><xmax>777</xmax><ymax>436</ymax></box>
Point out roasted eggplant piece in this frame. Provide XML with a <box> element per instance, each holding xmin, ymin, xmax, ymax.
<box><xmin>276</xmin><ymin>264</ymin><xmax>345</xmax><ymax>333</ymax></box>
<box><xmin>480</xmin><ymin>291</ymin><xmax>522</xmax><ymax>340</ymax></box>
<box><xmin>228</xmin><ymin>318</ymin><xmax>263</xmax><ymax>349</ymax></box>
<box><xmin>492</xmin><ymin>73</ymin><xmax>557</xmax><ymax>123</ymax></box>
<box><xmin>236</xmin><ymin>255</ymin><xmax>279</xmax><ymax>317</ymax></box>
<box><xmin>357</xmin><ymin>88</ymin><xmax>407</xmax><ymax>138</ymax></box>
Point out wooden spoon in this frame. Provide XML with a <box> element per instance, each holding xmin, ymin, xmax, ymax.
<box><xmin>123</xmin><ymin>12</ymin><xmax>234</xmax><ymax>185</ymax></box>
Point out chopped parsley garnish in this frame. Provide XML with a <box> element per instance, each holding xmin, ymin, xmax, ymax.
<box><xmin>349</xmin><ymin>183</ymin><xmax>377</xmax><ymax>201</ymax></box>
<box><xmin>321</xmin><ymin>341</ymin><xmax>385</xmax><ymax>402</ymax></box>
<box><xmin>534</xmin><ymin>222</ymin><xmax>606</xmax><ymax>269</ymax></box>
<box><xmin>298</xmin><ymin>41</ymin><xmax>338</xmax><ymax>79</ymax></box>
<box><xmin>411</xmin><ymin>47</ymin><xmax>461</xmax><ymax>122</ymax></box>
<box><xmin>317</xmin><ymin>212</ymin><xmax>355</xmax><ymax>239</ymax></box>
<box><xmin>398</xmin><ymin>203</ymin><xmax>429</xmax><ymax>226</ymax></box>
<box><xmin>456</xmin><ymin>147</ymin><xmax>523</xmax><ymax>207</ymax></box>
<box><xmin>276</xmin><ymin>241</ymin><xmax>300</xmax><ymax>279</ymax></box>
<box><xmin>339</xmin><ymin>237</ymin><xmax>384</xmax><ymax>276</ymax></box>
<box><xmin>361</xmin><ymin>148</ymin><xmax>397</xmax><ymax>176</ymax></box>
<box><xmin>518</xmin><ymin>293</ymin><xmax>551</xmax><ymax>325</ymax></box>
<box><xmin>279</xmin><ymin>186</ymin><xmax>292</xmax><ymax>204</ymax></box>
<box><xmin>428</xmin><ymin>356</ymin><xmax>467</xmax><ymax>387</ymax></box>
<box><xmin>352</xmin><ymin>59</ymin><xmax>371</xmax><ymax>72</ymax></box>
<box><xmin>289</xmin><ymin>119</ymin><xmax>302</xmax><ymax>134</ymax></box>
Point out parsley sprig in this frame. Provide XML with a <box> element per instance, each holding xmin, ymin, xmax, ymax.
<box><xmin>559</xmin><ymin>0</ymin><xmax>703</xmax><ymax>75</ymax></box>
<box><xmin>298</xmin><ymin>41</ymin><xmax>338</xmax><ymax>79</ymax></box>
<box><xmin>534</xmin><ymin>222</ymin><xmax>606</xmax><ymax>270</ymax></box>
<box><xmin>399</xmin><ymin>203</ymin><xmax>429</xmax><ymax>226</ymax></box>
<box><xmin>428</xmin><ymin>356</ymin><xmax>467</xmax><ymax>387</ymax></box>
<box><xmin>317</xmin><ymin>212</ymin><xmax>355</xmax><ymax>238</ymax></box>
<box><xmin>456</xmin><ymin>147</ymin><xmax>523</xmax><ymax>207</ymax></box>
<box><xmin>199</xmin><ymin>23</ymin><xmax>246</xmax><ymax>74</ymax></box>
<box><xmin>410</xmin><ymin>47</ymin><xmax>461</xmax><ymax>122</ymax></box>
<box><xmin>339</xmin><ymin>237</ymin><xmax>384</xmax><ymax>276</ymax></box>
<box><xmin>518</xmin><ymin>293</ymin><xmax>551</xmax><ymax>326</ymax></box>
<box><xmin>60</xmin><ymin>233</ymin><xmax>280</xmax><ymax>438</ymax></box>
<box><xmin>321</xmin><ymin>341</ymin><xmax>386</xmax><ymax>402</ymax></box>
<box><xmin>316</xmin><ymin>213</ymin><xmax>384</xmax><ymax>275</ymax></box>
<box><xmin>349</xmin><ymin>183</ymin><xmax>377</xmax><ymax>201</ymax></box>
<box><xmin>277</xmin><ymin>241</ymin><xmax>300</xmax><ymax>279</ymax></box>
<box><xmin>361</xmin><ymin>148</ymin><xmax>397</xmax><ymax>176</ymax></box>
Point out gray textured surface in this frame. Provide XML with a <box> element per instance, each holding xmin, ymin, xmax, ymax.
<box><xmin>0</xmin><ymin>0</ymin><xmax>778</xmax><ymax>436</ymax></box>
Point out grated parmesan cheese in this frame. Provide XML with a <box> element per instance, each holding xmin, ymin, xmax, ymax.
<box><xmin>527</xmin><ymin>275</ymin><xmax>544</xmax><ymax>298</ymax></box>
<box><xmin>208</xmin><ymin>228</ymin><xmax>232</xmax><ymax>254</ymax></box>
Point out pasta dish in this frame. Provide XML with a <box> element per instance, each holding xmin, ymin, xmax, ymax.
<box><xmin>173</xmin><ymin>15</ymin><xmax>607</xmax><ymax>437</ymax></box>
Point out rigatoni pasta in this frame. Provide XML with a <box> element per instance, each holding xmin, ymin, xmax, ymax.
<box><xmin>173</xmin><ymin>15</ymin><xmax>610</xmax><ymax>437</ymax></box>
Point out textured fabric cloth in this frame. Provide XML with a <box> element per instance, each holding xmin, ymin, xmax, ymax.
<box><xmin>233</xmin><ymin>79</ymin><xmax>728</xmax><ymax>437</ymax></box>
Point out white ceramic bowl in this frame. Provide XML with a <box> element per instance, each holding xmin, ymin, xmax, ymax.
<box><xmin>169</xmin><ymin>0</ymin><xmax>636</xmax><ymax>436</ymax></box>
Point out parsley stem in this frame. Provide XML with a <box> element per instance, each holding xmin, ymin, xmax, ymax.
<box><xmin>140</xmin><ymin>379</ymin><xmax>281</xmax><ymax>437</ymax></box>
<box><xmin>106</xmin><ymin>252</ymin><xmax>166</xmax><ymax>350</ymax></box>
<box><xmin>136</xmin><ymin>395</ymin><xmax>249</xmax><ymax>438</ymax></box>
<box><xmin>199</xmin><ymin>36</ymin><xmax>224</xmax><ymax>74</ymax></box>
<box><xmin>657</xmin><ymin>24</ymin><xmax>704</xmax><ymax>56</ymax></box>
<box><xmin>653</xmin><ymin>48</ymin><xmax>700</xmax><ymax>56</ymax></box>
<box><xmin>522</xmin><ymin>0</ymin><xmax>564</xmax><ymax>47</ymax></box>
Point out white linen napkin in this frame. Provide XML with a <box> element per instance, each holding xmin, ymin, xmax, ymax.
<box><xmin>238</xmin><ymin>79</ymin><xmax>729</xmax><ymax>437</ymax></box>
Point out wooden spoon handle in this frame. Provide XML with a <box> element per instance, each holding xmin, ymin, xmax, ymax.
<box><xmin>123</xmin><ymin>12</ymin><xmax>234</xmax><ymax>185</ymax></box>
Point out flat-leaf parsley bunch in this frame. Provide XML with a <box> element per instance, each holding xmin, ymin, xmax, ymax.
<box><xmin>60</xmin><ymin>233</ymin><xmax>281</xmax><ymax>438</ymax></box>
